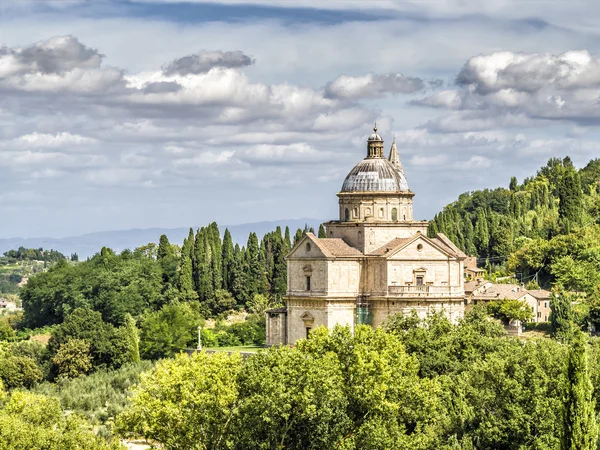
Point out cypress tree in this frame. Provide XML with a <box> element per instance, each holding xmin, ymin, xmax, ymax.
<box><xmin>178</xmin><ymin>237</ymin><xmax>197</xmax><ymax>301</ymax></box>
<box><xmin>509</xmin><ymin>176</ymin><xmax>518</xmax><ymax>191</ymax></box>
<box><xmin>208</xmin><ymin>222</ymin><xmax>222</xmax><ymax>291</ymax></box>
<box><xmin>318</xmin><ymin>224</ymin><xmax>326</xmax><ymax>238</ymax></box>
<box><xmin>284</xmin><ymin>226</ymin><xmax>292</xmax><ymax>249</ymax></box>
<box><xmin>293</xmin><ymin>228</ymin><xmax>303</xmax><ymax>246</ymax></box>
<box><xmin>157</xmin><ymin>234</ymin><xmax>171</xmax><ymax>260</ymax></box>
<box><xmin>565</xmin><ymin>332</ymin><xmax>598</xmax><ymax>450</ymax></box>
<box><xmin>550</xmin><ymin>288</ymin><xmax>576</xmax><ymax>344</ymax></box>
<box><xmin>558</xmin><ymin>169</ymin><xmax>583</xmax><ymax>225</ymax></box>
<box><xmin>246</xmin><ymin>232</ymin><xmax>262</xmax><ymax>303</ymax></box>
<box><xmin>222</xmin><ymin>228</ymin><xmax>234</xmax><ymax>291</ymax></box>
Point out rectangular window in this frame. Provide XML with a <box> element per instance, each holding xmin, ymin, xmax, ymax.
<box><xmin>545</xmin><ymin>302</ymin><xmax>548</xmax><ymax>308</ymax></box>
<box><xmin>306</xmin><ymin>276</ymin><xmax>311</xmax><ymax>291</ymax></box>
<box><xmin>306</xmin><ymin>327</ymin><xmax>311</xmax><ymax>339</ymax></box>
<box><xmin>416</xmin><ymin>276</ymin><xmax>424</xmax><ymax>286</ymax></box>
<box><xmin>537</xmin><ymin>312</ymin><xmax>541</xmax><ymax>318</ymax></box>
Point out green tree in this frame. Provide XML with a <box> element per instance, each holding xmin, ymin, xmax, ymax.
<box><xmin>235</xmin><ymin>345</ymin><xmax>351</xmax><ymax>450</ymax></box>
<box><xmin>565</xmin><ymin>332</ymin><xmax>598</xmax><ymax>450</ymax></box>
<box><xmin>318</xmin><ymin>224</ymin><xmax>326</xmax><ymax>238</ymax></box>
<box><xmin>550</xmin><ymin>288</ymin><xmax>577</xmax><ymax>344</ymax></box>
<box><xmin>0</xmin><ymin>391</ymin><xmax>123</xmax><ymax>449</ymax></box>
<box><xmin>117</xmin><ymin>351</ymin><xmax>242</xmax><ymax>450</ymax></box>
<box><xmin>51</xmin><ymin>338</ymin><xmax>93</xmax><ymax>379</ymax></box>
<box><xmin>222</xmin><ymin>228</ymin><xmax>235</xmax><ymax>291</ymax></box>
<box><xmin>139</xmin><ymin>302</ymin><xmax>203</xmax><ymax>359</ymax></box>
<box><xmin>0</xmin><ymin>355</ymin><xmax>43</xmax><ymax>389</ymax></box>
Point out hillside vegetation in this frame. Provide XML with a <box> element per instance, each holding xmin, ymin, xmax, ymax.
<box><xmin>429</xmin><ymin>157</ymin><xmax>600</xmax><ymax>291</ymax></box>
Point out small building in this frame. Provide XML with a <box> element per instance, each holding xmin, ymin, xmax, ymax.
<box><xmin>463</xmin><ymin>256</ymin><xmax>485</xmax><ymax>281</ymax></box>
<box><xmin>528</xmin><ymin>289</ymin><xmax>552</xmax><ymax>322</ymax></box>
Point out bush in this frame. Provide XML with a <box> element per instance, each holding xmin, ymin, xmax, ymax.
<box><xmin>0</xmin><ymin>355</ymin><xmax>43</xmax><ymax>389</ymax></box>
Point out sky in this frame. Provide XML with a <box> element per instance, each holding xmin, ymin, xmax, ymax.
<box><xmin>2</xmin><ymin>0</ymin><xmax>600</xmax><ymax>238</ymax></box>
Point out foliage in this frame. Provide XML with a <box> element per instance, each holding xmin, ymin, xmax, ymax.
<box><xmin>116</xmin><ymin>352</ymin><xmax>243</xmax><ymax>450</ymax></box>
<box><xmin>139</xmin><ymin>301</ymin><xmax>203</xmax><ymax>359</ymax></box>
<box><xmin>487</xmin><ymin>299</ymin><xmax>534</xmax><ymax>324</ymax></box>
<box><xmin>0</xmin><ymin>390</ymin><xmax>123</xmax><ymax>449</ymax></box>
<box><xmin>48</xmin><ymin>307</ymin><xmax>139</xmax><ymax>374</ymax></box>
<box><xmin>51</xmin><ymin>338</ymin><xmax>93</xmax><ymax>379</ymax></box>
<box><xmin>0</xmin><ymin>354</ymin><xmax>43</xmax><ymax>389</ymax></box>
<box><xmin>3</xmin><ymin>247</ymin><xmax>66</xmax><ymax>262</ymax></box>
<box><xmin>550</xmin><ymin>288</ymin><xmax>578</xmax><ymax>344</ymax></box>
<box><xmin>34</xmin><ymin>360</ymin><xmax>154</xmax><ymax>426</ymax></box>
<box><xmin>565</xmin><ymin>332</ymin><xmax>598</xmax><ymax>450</ymax></box>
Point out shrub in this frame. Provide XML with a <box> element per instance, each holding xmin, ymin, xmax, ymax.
<box><xmin>52</xmin><ymin>339</ymin><xmax>93</xmax><ymax>379</ymax></box>
<box><xmin>0</xmin><ymin>355</ymin><xmax>43</xmax><ymax>389</ymax></box>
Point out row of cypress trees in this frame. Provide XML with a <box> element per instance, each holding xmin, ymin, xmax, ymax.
<box><xmin>155</xmin><ymin>222</ymin><xmax>326</xmax><ymax>314</ymax></box>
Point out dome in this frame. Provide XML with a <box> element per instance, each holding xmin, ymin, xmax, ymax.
<box><xmin>368</xmin><ymin>132</ymin><xmax>383</xmax><ymax>141</ymax></box>
<box><xmin>341</xmin><ymin>157</ymin><xmax>410</xmax><ymax>192</ymax></box>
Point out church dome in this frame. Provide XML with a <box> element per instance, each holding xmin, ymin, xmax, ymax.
<box><xmin>341</xmin><ymin>158</ymin><xmax>410</xmax><ymax>192</ymax></box>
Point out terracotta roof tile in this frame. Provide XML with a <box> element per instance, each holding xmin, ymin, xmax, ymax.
<box><xmin>528</xmin><ymin>289</ymin><xmax>552</xmax><ymax>300</ymax></box>
<box><xmin>369</xmin><ymin>237</ymin><xmax>412</xmax><ymax>256</ymax></box>
<box><xmin>317</xmin><ymin>238</ymin><xmax>363</xmax><ymax>257</ymax></box>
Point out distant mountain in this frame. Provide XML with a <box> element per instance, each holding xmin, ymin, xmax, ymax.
<box><xmin>0</xmin><ymin>219</ymin><xmax>323</xmax><ymax>259</ymax></box>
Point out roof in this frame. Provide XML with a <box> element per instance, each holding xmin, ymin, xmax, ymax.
<box><xmin>266</xmin><ymin>307</ymin><xmax>287</xmax><ymax>314</ymax></box>
<box><xmin>341</xmin><ymin>157</ymin><xmax>410</xmax><ymax>192</ymax></box>
<box><xmin>368</xmin><ymin>233</ymin><xmax>465</xmax><ymax>259</ymax></box>
<box><xmin>528</xmin><ymin>289</ymin><xmax>552</xmax><ymax>300</ymax></box>
<box><xmin>472</xmin><ymin>284</ymin><xmax>529</xmax><ymax>300</ymax></box>
<box><xmin>317</xmin><ymin>238</ymin><xmax>363</xmax><ymax>257</ymax></box>
<box><xmin>369</xmin><ymin>237</ymin><xmax>412</xmax><ymax>256</ymax></box>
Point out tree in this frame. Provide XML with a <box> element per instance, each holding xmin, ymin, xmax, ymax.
<box><xmin>51</xmin><ymin>339</ymin><xmax>93</xmax><ymax>379</ymax></box>
<box><xmin>550</xmin><ymin>288</ymin><xmax>577</xmax><ymax>344</ymax></box>
<box><xmin>297</xmin><ymin>325</ymin><xmax>444</xmax><ymax>450</ymax></box>
<box><xmin>139</xmin><ymin>302</ymin><xmax>203</xmax><ymax>359</ymax></box>
<box><xmin>0</xmin><ymin>391</ymin><xmax>122</xmax><ymax>449</ymax></box>
<box><xmin>209</xmin><ymin>289</ymin><xmax>236</xmax><ymax>315</ymax></box>
<box><xmin>0</xmin><ymin>355</ymin><xmax>43</xmax><ymax>389</ymax></box>
<box><xmin>222</xmin><ymin>228</ymin><xmax>235</xmax><ymax>291</ymax></box>
<box><xmin>487</xmin><ymin>299</ymin><xmax>534</xmax><ymax>325</ymax></box>
<box><xmin>565</xmin><ymin>332</ymin><xmax>598</xmax><ymax>450</ymax></box>
<box><xmin>178</xmin><ymin>237</ymin><xmax>198</xmax><ymax>302</ymax></box>
<box><xmin>318</xmin><ymin>224</ymin><xmax>326</xmax><ymax>238</ymax></box>
<box><xmin>117</xmin><ymin>351</ymin><xmax>242</xmax><ymax>450</ymax></box>
<box><xmin>509</xmin><ymin>176</ymin><xmax>519</xmax><ymax>191</ymax></box>
<box><xmin>235</xmin><ymin>345</ymin><xmax>351</xmax><ymax>450</ymax></box>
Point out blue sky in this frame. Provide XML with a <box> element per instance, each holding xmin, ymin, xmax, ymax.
<box><xmin>1</xmin><ymin>0</ymin><xmax>600</xmax><ymax>237</ymax></box>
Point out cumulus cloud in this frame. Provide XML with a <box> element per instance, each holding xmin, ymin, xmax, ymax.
<box><xmin>162</xmin><ymin>50</ymin><xmax>254</xmax><ymax>75</ymax></box>
<box><xmin>324</xmin><ymin>73</ymin><xmax>425</xmax><ymax>99</ymax></box>
<box><xmin>417</xmin><ymin>50</ymin><xmax>600</xmax><ymax>125</ymax></box>
<box><xmin>0</xmin><ymin>35</ymin><xmax>124</xmax><ymax>93</ymax></box>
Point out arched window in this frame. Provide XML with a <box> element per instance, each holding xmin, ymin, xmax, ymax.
<box><xmin>306</xmin><ymin>243</ymin><xmax>311</xmax><ymax>252</ymax></box>
<box><xmin>391</xmin><ymin>208</ymin><xmax>398</xmax><ymax>222</ymax></box>
<box><xmin>353</xmin><ymin>207</ymin><xmax>359</xmax><ymax>218</ymax></box>
<box><xmin>344</xmin><ymin>208</ymin><xmax>349</xmax><ymax>221</ymax></box>
<box><xmin>379</xmin><ymin>208</ymin><xmax>384</xmax><ymax>218</ymax></box>
<box><xmin>365</xmin><ymin>207</ymin><xmax>372</xmax><ymax>217</ymax></box>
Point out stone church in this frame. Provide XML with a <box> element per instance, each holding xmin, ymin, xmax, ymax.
<box><xmin>266</xmin><ymin>126</ymin><xmax>466</xmax><ymax>345</ymax></box>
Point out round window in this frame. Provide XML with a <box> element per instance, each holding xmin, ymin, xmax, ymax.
<box><xmin>417</xmin><ymin>243</ymin><xmax>423</xmax><ymax>251</ymax></box>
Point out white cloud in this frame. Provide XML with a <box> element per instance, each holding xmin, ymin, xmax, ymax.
<box><xmin>324</xmin><ymin>73</ymin><xmax>425</xmax><ymax>99</ymax></box>
<box><xmin>13</xmin><ymin>132</ymin><xmax>97</xmax><ymax>148</ymax></box>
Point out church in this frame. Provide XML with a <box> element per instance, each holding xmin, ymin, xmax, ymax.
<box><xmin>266</xmin><ymin>126</ymin><xmax>466</xmax><ymax>345</ymax></box>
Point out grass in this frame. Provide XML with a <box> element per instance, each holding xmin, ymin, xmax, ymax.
<box><xmin>205</xmin><ymin>345</ymin><xmax>263</xmax><ymax>353</ymax></box>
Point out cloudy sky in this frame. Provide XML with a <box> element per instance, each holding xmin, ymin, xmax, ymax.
<box><xmin>2</xmin><ymin>0</ymin><xmax>600</xmax><ymax>238</ymax></box>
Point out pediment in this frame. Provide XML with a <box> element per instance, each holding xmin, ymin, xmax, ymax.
<box><xmin>287</xmin><ymin>233</ymin><xmax>329</xmax><ymax>259</ymax></box>
<box><xmin>385</xmin><ymin>234</ymin><xmax>458</xmax><ymax>260</ymax></box>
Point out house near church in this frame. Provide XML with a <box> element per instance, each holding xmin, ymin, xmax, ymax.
<box><xmin>266</xmin><ymin>126</ymin><xmax>467</xmax><ymax>346</ymax></box>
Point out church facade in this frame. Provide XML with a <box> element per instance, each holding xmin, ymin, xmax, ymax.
<box><xmin>266</xmin><ymin>126</ymin><xmax>466</xmax><ymax>345</ymax></box>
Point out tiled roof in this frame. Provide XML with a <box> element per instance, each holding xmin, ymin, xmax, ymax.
<box><xmin>316</xmin><ymin>238</ymin><xmax>363</xmax><ymax>257</ymax></box>
<box><xmin>369</xmin><ymin>237</ymin><xmax>412</xmax><ymax>256</ymax></box>
<box><xmin>472</xmin><ymin>284</ymin><xmax>528</xmax><ymax>300</ymax></box>
<box><xmin>528</xmin><ymin>289</ymin><xmax>552</xmax><ymax>300</ymax></box>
